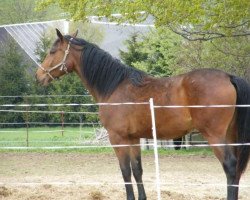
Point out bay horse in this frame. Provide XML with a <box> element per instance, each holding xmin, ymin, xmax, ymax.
<box><xmin>36</xmin><ymin>29</ymin><xmax>250</xmax><ymax>200</ymax></box>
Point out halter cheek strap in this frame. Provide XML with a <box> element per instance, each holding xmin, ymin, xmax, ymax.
<box><xmin>39</xmin><ymin>38</ymin><xmax>73</xmax><ymax>80</ymax></box>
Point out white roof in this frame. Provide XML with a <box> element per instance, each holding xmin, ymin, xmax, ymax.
<box><xmin>0</xmin><ymin>19</ymin><xmax>153</xmax><ymax>66</ymax></box>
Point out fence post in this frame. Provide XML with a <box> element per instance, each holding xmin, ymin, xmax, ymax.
<box><xmin>79</xmin><ymin>115</ymin><xmax>83</xmax><ymax>140</ymax></box>
<box><xmin>24</xmin><ymin>97</ymin><xmax>29</xmax><ymax>147</ymax></box>
<box><xmin>25</xmin><ymin>112</ymin><xmax>29</xmax><ymax>147</ymax></box>
<box><xmin>61</xmin><ymin>111</ymin><xmax>64</xmax><ymax>137</ymax></box>
<box><xmin>149</xmin><ymin>98</ymin><xmax>161</xmax><ymax>200</ymax></box>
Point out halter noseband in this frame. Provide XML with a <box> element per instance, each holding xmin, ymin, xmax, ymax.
<box><xmin>39</xmin><ymin>38</ymin><xmax>73</xmax><ymax>80</ymax></box>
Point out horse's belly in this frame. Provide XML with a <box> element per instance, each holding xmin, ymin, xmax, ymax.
<box><xmin>100</xmin><ymin>105</ymin><xmax>193</xmax><ymax>140</ymax></box>
<box><xmin>131</xmin><ymin>114</ymin><xmax>192</xmax><ymax>139</ymax></box>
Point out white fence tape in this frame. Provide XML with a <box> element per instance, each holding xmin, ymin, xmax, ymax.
<box><xmin>2</xmin><ymin>102</ymin><xmax>250</xmax><ymax>108</ymax></box>
<box><xmin>0</xmin><ymin>95</ymin><xmax>91</xmax><ymax>98</ymax></box>
<box><xmin>0</xmin><ymin>102</ymin><xmax>149</xmax><ymax>107</ymax></box>
<box><xmin>154</xmin><ymin>104</ymin><xmax>250</xmax><ymax>108</ymax></box>
<box><xmin>1</xmin><ymin>142</ymin><xmax>250</xmax><ymax>150</ymax></box>
<box><xmin>0</xmin><ymin>122</ymin><xmax>100</xmax><ymax>125</ymax></box>
<box><xmin>1</xmin><ymin>98</ymin><xmax>250</xmax><ymax>199</ymax></box>
<box><xmin>0</xmin><ymin>109</ymin><xmax>99</xmax><ymax>114</ymax></box>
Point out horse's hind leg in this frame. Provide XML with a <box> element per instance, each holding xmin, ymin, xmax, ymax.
<box><xmin>130</xmin><ymin>141</ymin><xmax>147</xmax><ymax>200</ymax></box>
<box><xmin>222</xmin><ymin>146</ymin><xmax>239</xmax><ymax>200</ymax></box>
<box><xmin>205</xmin><ymin>134</ymin><xmax>239</xmax><ymax>200</ymax></box>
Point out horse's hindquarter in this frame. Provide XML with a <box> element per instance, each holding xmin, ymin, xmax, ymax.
<box><xmin>182</xmin><ymin>69</ymin><xmax>237</xmax><ymax>136</ymax></box>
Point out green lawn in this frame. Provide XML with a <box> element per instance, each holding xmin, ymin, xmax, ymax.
<box><xmin>0</xmin><ymin>126</ymin><xmax>98</xmax><ymax>147</ymax></box>
<box><xmin>0</xmin><ymin>127</ymin><xmax>212</xmax><ymax>155</ymax></box>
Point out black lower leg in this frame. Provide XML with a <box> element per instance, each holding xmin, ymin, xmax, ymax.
<box><xmin>223</xmin><ymin>147</ymin><xmax>239</xmax><ymax>200</ymax></box>
<box><xmin>120</xmin><ymin>155</ymin><xmax>135</xmax><ymax>200</ymax></box>
<box><xmin>131</xmin><ymin>155</ymin><xmax>147</xmax><ymax>200</ymax></box>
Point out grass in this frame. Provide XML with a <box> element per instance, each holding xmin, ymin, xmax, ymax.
<box><xmin>0</xmin><ymin>147</ymin><xmax>213</xmax><ymax>156</ymax></box>
<box><xmin>0</xmin><ymin>126</ymin><xmax>98</xmax><ymax>147</ymax></box>
<box><xmin>0</xmin><ymin>126</ymin><xmax>212</xmax><ymax>156</ymax></box>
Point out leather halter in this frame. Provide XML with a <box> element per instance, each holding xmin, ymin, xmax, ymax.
<box><xmin>38</xmin><ymin>38</ymin><xmax>73</xmax><ymax>80</ymax></box>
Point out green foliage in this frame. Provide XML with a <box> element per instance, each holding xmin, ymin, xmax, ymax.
<box><xmin>120</xmin><ymin>28</ymin><xmax>250</xmax><ymax>80</ymax></box>
<box><xmin>37</xmin><ymin>0</ymin><xmax>250</xmax><ymax>40</ymax></box>
<box><xmin>119</xmin><ymin>33</ymin><xmax>147</xmax><ymax>67</ymax></box>
<box><xmin>35</xmin><ymin>32</ymin><xmax>53</xmax><ymax>63</ymax></box>
<box><xmin>0</xmin><ymin>38</ymin><xmax>29</xmax><ymax>96</ymax></box>
<box><xmin>46</xmin><ymin>74</ymin><xmax>98</xmax><ymax>123</ymax></box>
<box><xmin>0</xmin><ymin>0</ymin><xmax>65</xmax><ymax>25</ymax></box>
<box><xmin>0</xmin><ymin>37</ymin><xmax>31</xmax><ymax>126</ymax></box>
<box><xmin>69</xmin><ymin>21</ymin><xmax>104</xmax><ymax>44</ymax></box>
<box><xmin>120</xmin><ymin>28</ymin><xmax>183</xmax><ymax>77</ymax></box>
<box><xmin>177</xmin><ymin>37</ymin><xmax>250</xmax><ymax>79</ymax></box>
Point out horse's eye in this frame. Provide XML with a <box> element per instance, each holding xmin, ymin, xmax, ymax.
<box><xmin>49</xmin><ymin>46</ymin><xmax>58</xmax><ymax>54</ymax></box>
<box><xmin>49</xmin><ymin>49</ymin><xmax>56</xmax><ymax>54</ymax></box>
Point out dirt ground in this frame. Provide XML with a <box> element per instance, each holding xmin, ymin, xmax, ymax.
<box><xmin>0</xmin><ymin>153</ymin><xmax>250</xmax><ymax>200</ymax></box>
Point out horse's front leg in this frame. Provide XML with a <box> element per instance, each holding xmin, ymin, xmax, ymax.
<box><xmin>130</xmin><ymin>141</ymin><xmax>147</xmax><ymax>200</ymax></box>
<box><xmin>110</xmin><ymin>134</ymin><xmax>135</xmax><ymax>200</ymax></box>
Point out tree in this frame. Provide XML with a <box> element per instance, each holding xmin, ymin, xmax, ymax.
<box><xmin>35</xmin><ymin>32</ymin><xmax>52</xmax><ymax>63</ymax></box>
<box><xmin>120</xmin><ymin>28</ymin><xmax>183</xmax><ymax>77</ymax></box>
<box><xmin>120</xmin><ymin>27</ymin><xmax>250</xmax><ymax>79</ymax></box>
<box><xmin>46</xmin><ymin>74</ymin><xmax>99</xmax><ymax>124</ymax></box>
<box><xmin>177</xmin><ymin>36</ymin><xmax>250</xmax><ymax>80</ymax></box>
<box><xmin>69</xmin><ymin>21</ymin><xmax>104</xmax><ymax>44</ymax></box>
<box><xmin>37</xmin><ymin>0</ymin><xmax>250</xmax><ymax>41</ymax></box>
<box><xmin>119</xmin><ymin>33</ymin><xmax>147</xmax><ymax>67</ymax></box>
<box><xmin>0</xmin><ymin>37</ymin><xmax>31</xmax><ymax>127</ymax></box>
<box><xmin>0</xmin><ymin>0</ymin><xmax>65</xmax><ymax>25</ymax></box>
<box><xmin>0</xmin><ymin>37</ymin><xmax>31</xmax><ymax>97</ymax></box>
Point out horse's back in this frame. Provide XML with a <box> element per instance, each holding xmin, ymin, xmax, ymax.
<box><xmin>182</xmin><ymin>69</ymin><xmax>236</xmax><ymax>107</ymax></box>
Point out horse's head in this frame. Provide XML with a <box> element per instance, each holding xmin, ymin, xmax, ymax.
<box><xmin>36</xmin><ymin>29</ymin><xmax>78</xmax><ymax>86</ymax></box>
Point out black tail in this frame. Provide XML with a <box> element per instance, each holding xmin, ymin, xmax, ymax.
<box><xmin>230</xmin><ymin>75</ymin><xmax>250</xmax><ymax>175</ymax></box>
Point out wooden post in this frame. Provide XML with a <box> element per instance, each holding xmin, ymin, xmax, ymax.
<box><xmin>25</xmin><ymin>113</ymin><xmax>29</xmax><ymax>147</ymax></box>
<box><xmin>24</xmin><ymin>97</ymin><xmax>29</xmax><ymax>147</ymax></box>
<box><xmin>61</xmin><ymin>111</ymin><xmax>64</xmax><ymax>137</ymax></box>
<box><xmin>79</xmin><ymin>115</ymin><xmax>83</xmax><ymax>140</ymax></box>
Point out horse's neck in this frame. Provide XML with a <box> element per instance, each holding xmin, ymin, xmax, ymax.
<box><xmin>68</xmin><ymin>48</ymin><xmax>98</xmax><ymax>101</ymax></box>
<box><xmin>73</xmin><ymin>64</ymin><xmax>102</xmax><ymax>102</ymax></box>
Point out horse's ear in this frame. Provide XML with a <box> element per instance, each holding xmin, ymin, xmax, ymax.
<box><xmin>56</xmin><ymin>28</ymin><xmax>64</xmax><ymax>42</ymax></box>
<box><xmin>72</xmin><ymin>29</ymin><xmax>79</xmax><ymax>38</ymax></box>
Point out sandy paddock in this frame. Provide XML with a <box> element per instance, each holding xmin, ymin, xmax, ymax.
<box><xmin>0</xmin><ymin>153</ymin><xmax>250</xmax><ymax>200</ymax></box>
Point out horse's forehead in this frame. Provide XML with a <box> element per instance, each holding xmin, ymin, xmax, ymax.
<box><xmin>50</xmin><ymin>39</ymin><xmax>62</xmax><ymax>53</ymax></box>
<box><xmin>53</xmin><ymin>38</ymin><xmax>61</xmax><ymax>46</ymax></box>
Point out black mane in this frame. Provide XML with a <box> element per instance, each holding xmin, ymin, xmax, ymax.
<box><xmin>64</xmin><ymin>35</ymin><xmax>146</xmax><ymax>97</ymax></box>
